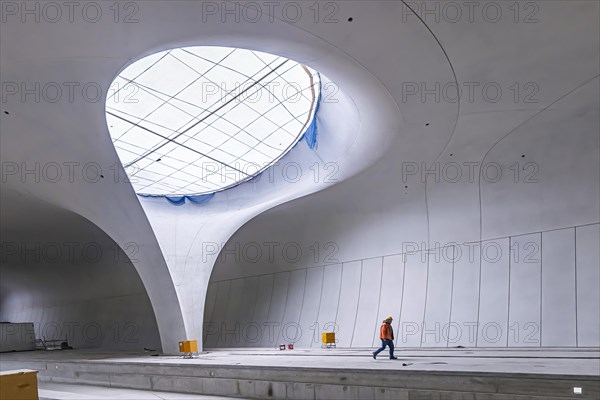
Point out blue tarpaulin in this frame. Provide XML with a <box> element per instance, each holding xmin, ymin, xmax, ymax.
<box><xmin>302</xmin><ymin>75</ymin><xmax>322</xmax><ymax>150</ymax></box>
<box><xmin>138</xmin><ymin>193</ymin><xmax>215</xmax><ymax>206</ymax></box>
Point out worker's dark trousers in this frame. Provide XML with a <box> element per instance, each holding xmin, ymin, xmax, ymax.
<box><xmin>374</xmin><ymin>339</ymin><xmax>395</xmax><ymax>358</ymax></box>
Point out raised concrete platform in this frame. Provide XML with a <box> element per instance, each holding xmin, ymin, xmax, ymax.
<box><xmin>38</xmin><ymin>382</ymin><xmax>236</xmax><ymax>400</ymax></box>
<box><xmin>1</xmin><ymin>348</ymin><xmax>598</xmax><ymax>399</ymax></box>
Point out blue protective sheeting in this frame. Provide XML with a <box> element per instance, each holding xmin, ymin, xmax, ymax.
<box><xmin>138</xmin><ymin>193</ymin><xmax>215</xmax><ymax>206</ymax></box>
<box><xmin>165</xmin><ymin>196</ymin><xmax>186</xmax><ymax>205</ymax></box>
<box><xmin>303</xmin><ymin>114</ymin><xmax>318</xmax><ymax>149</ymax></box>
<box><xmin>302</xmin><ymin>75</ymin><xmax>322</xmax><ymax>150</ymax></box>
<box><xmin>187</xmin><ymin>193</ymin><xmax>215</xmax><ymax>204</ymax></box>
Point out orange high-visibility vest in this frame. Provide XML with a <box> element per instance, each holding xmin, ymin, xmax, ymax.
<box><xmin>380</xmin><ymin>323</ymin><xmax>394</xmax><ymax>340</ymax></box>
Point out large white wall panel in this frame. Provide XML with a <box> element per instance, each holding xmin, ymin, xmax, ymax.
<box><xmin>0</xmin><ymin>216</ymin><xmax>163</xmax><ymax>351</ymax></box>
<box><xmin>252</xmin><ymin>275</ymin><xmax>275</xmax><ymax>347</ymax></box>
<box><xmin>223</xmin><ymin>279</ymin><xmax>244</xmax><ymax>347</ymax></box>
<box><xmin>296</xmin><ymin>267</ymin><xmax>324</xmax><ymax>348</ymax></box>
<box><xmin>449</xmin><ymin>244</ymin><xmax>480</xmax><ymax>347</ymax></box>
<box><xmin>375</xmin><ymin>255</ymin><xmax>405</xmax><ymax>347</ymax></box>
<box><xmin>399</xmin><ymin>251</ymin><xmax>428</xmax><ymax>348</ymax></box>
<box><xmin>238</xmin><ymin>276</ymin><xmax>260</xmax><ymax>347</ymax></box>
<box><xmin>422</xmin><ymin>247</ymin><xmax>453</xmax><ymax>347</ymax></box>
<box><xmin>509</xmin><ymin>234</ymin><xmax>541</xmax><ymax>347</ymax></box>
<box><xmin>202</xmin><ymin>282</ymin><xmax>218</xmax><ymax>344</ymax></box>
<box><xmin>261</xmin><ymin>272</ymin><xmax>290</xmax><ymax>347</ymax></box>
<box><xmin>576</xmin><ymin>224</ymin><xmax>600</xmax><ymax>347</ymax></box>
<box><xmin>199</xmin><ymin>4</ymin><xmax>598</xmax><ymax>351</ymax></box>
<box><xmin>7</xmin><ymin>293</ymin><xmax>160</xmax><ymax>351</ymax></box>
<box><xmin>335</xmin><ymin>261</ymin><xmax>362</xmax><ymax>347</ymax></box>
<box><xmin>542</xmin><ymin>228</ymin><xmax>576</xmax><ymax>346</ymax></box>
<box><xmin>279</xmin><ymin>269</ymin><xmax>307</xmax><ymax>345</ymax></box>
<box><xmin>478</xmin><ymin>238</ymin><xmax>509</xmax><ymax>347</ymax></box>
<box><xmin>206</xmin><ymin>280</ymin><xmax>230</xmax><ymax>348</ymax></box>
<box><xmin>352</xmin><ymin>258</ymin><xmax>383</xmax><ymax>347</ymax></box>
<box><xmin>206</xmin><ymin>223</ymin><xmax>598</xmax><ymax>349</ymax></box>
<box><xmin>315</xmin><ymin>264</ymin><xmax>342</xmax><ymax>348</ymax></box>
<box><xmin>204</xmin><ymin>283</ymin><xmax>218</xmax><ymax>325</ymax></box>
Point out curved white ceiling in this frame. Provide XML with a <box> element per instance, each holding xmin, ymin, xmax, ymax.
<box><xmin>3</xmin><ymin>0</ymin><xmax>597</xmax><ymax>354</ymax></box>
<box><xmin>106</xmin><ymin>46</ymin><xmax>320</xmax><ymax>196</ymax></box>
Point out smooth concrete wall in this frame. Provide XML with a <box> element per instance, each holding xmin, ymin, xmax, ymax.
<box><xmin>205</xmin><ymin>7</ymin><xmax>599</xmax><ymax>348</ymax></box>
<box><xmin>205</xmin><ymin>223</ymin><xmax>599</xmax><ymax>348</ymax></box>
<box><xmin>2</xmin><ymin>0</ymin><xmax>598</xmax><ymax>353</ymax></box>
<box><xmin>0</xmin><ymin>201</ymin><xmax>161</xmax><ymax>351</ymax></box>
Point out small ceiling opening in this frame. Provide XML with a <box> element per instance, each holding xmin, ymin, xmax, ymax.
<box><xmin>106</xmin><ymin>46</ymin><xmax>320</xmax><ymax>196</ymax></box>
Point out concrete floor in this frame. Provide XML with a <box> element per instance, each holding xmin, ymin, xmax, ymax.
<box><xmin>2</xmin><ymin>347</ymin><xmax>598</xmax><ymax>376</ymax></box>
<box><xmin>2</xmin><ymin>348</ymin><xmax>598</xmax><ymax>399</ymax></box>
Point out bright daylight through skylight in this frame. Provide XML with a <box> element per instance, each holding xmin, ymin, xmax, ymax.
<box><xmin>106</xmin><ymin>46</ymin><xmax>320</xmax><ymax>196</ymax></box>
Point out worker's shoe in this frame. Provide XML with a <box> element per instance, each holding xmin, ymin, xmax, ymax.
<box><xmin>390</xmin><ymin>356</ymin><xmax>398</xmax><ymax>360</ymax></box>
<box><xmin>372</xmin><ymin>352</ymin><xmax>376</xmax><ymax>359</ymax></box>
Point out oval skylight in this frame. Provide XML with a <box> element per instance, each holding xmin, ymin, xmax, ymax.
<box><xmin>106</xmin><ymin>46</ymin><xmax>320</xmax><ymax>196</ymax></box>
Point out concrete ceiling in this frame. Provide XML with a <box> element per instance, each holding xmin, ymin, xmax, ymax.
<box><xmin>1</xmin><ymin>1</ymin><xmax>598</xmax><ymax>352</ymax></box>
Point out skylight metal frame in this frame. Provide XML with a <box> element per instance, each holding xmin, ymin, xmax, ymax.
<box><xmin>106</xmin><ymin>46</ymin><xmax>320</xmax><ymax>196</ymax></box>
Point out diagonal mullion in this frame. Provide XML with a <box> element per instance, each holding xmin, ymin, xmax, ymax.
<box><xmin>204</xmin><ymin>78</ymin><xmax>319</xmax><ymax>162</ymax></box>
<box><xmin>113</xmin><ymin>72</ymin><xmax>318</xmax><ymax>195</ymax></box>
<box><xmin>123</xmin><ymin>53</ymin><xmax>289</xmax><ymax>168</ymax></box>
<box><xmin>108</xmin><ymin>106</ymin><xmax>269</xmax><ymax>173</ymax></box>
<box><xmin>108</xmin><ymin>47</ymin><xmax>321</xmax><ymax>196</ymax></box>
<box><xmin>109</xmin><ymin>49</ymin><xmax>236</xmax><ymax>144</ymax></box>
<box><xmin>107</xmin><ymin>50</ymin><xmax>171</xmax><ymax>101</ymax></box>
<box><xmin>146</xmin><ymin>51</ymin><xmax>308</xmax><ymax>154</ymax></box>
<box><xmin>123</xmin><ymin>59</ymin><xmax>290</xmax><ymax>168</ymax></box>
<box><xmin>180</xmin><ymin>48</ymin><xmax>302</xmax><ymax>121</ymax></box>
<box><xmin>250</xmin><ymin>50</ymin><xmax>316</xmax><ymax>116</ymax></box>
<box><xmin>133</xmin><ymin>164</ymin><xmax>218</xmax><ymax>194</ymax></box>
<box><xmin>172</xmin><ymin>61</ymin><xmax>303</xmax><ymax>152</ymax></box>
<box><xmin>177</xmin><ymin>76</ymin><xmax>319</xmax><ymax>189</ymax></box>
<box><xmin>107</xmin><ymin>111</ymin><xmax>248</xmax><ymax>176</ymax></box>
<box><xmin>165</xmin><ymin>52</ymin><xmax>300</xmax><ymax>145</ymax></box>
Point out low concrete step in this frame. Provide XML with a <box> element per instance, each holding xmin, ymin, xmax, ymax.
<box><xmin>2</xmin><ymin>359</ymin><xmax>597</xmax><ymax>399</ymax></box>
<box><xmin>39</xmin><ymin>382</ymin><xmax>236</xmax><ymax>400</ymax></box>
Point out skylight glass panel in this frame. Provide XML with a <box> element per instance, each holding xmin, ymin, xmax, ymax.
<box><xmin>251</xmin><ymin>50</ymin><xmax>280</xmax><ymax>66</ymax></box>
<box><xmin>232</xmin><ymin>131</ymin><xmax>261</xmax><ymax>148</ymax></box>
<box><xmin>219</xmin><ymin>50</ymin><xmax>270</xmax><ymax>79</ymax></box>
<box><xmin>203</xmin><ymin>64</ymin><xmax>249</xmax><ymax>95</ymax></box>
<box><xmin>113</xmin><ymin>140</ymin><xmax>146</xmax><ymax>156</ymax></box>
<box><xmin>135</xmin><ymin>54</ymin><xmax>200</xmax><ymax>97</ymax></box>
<box><xmin>186</xmin><ymin>124</ymin><xmax>230</xmax><ymax>147</ymax></box>
<box><xmin>170</xmin><ymin>49</ymin><xmax>215</xmax><ymax>75</ymax></box>
<box><xmin>182</xmin><ymin>137</ymin><xmax>217</xmax><ymax>156</ymax></box>
<box><xmin>141</xmin><ymin>161</ymin><xmax>177</xmax><ymax>176</ymax></box>
<box><xmin>186</xmin><ymin>46</ymin><xmax>234</xmax><ymax>63</ymax></box>
<box><xmin>106</xmin><ymin>113</ymin><xmax>136</xmax><ymax>139</ymax></box>
<box><xmin>143</xmin><ymin>103</ymin><xmax>195</xmax><ymax>133</ymax></box>
<box><xmin>107</xmin><ymin>46</ymin><xmax>320</xmax><ymax>196</ymax></box>
<box><xmin>113</xmin><ymin>147</ymin><xmax>140</xmax><ymax>165</ymax></box>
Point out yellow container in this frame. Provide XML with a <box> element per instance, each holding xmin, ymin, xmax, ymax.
<box><xmin>178</xmin><ymin>340</ymin><xmax>198</xmax><ymax>353</ymax></box>
<box><xmin>321</xmin><ymin>332</ymin><xmax>336</xmax><ymax>344</ymax></box>
<box><xmin>0</xmin><ymin>369</ymin><xmax>39</xmax><ymax>400</ymax></box>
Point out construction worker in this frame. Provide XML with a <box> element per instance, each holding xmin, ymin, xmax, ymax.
<box><xmin>372</xmin><ymin>316</ymin><xmax>397</xmax><ymax>360</ymax></box>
